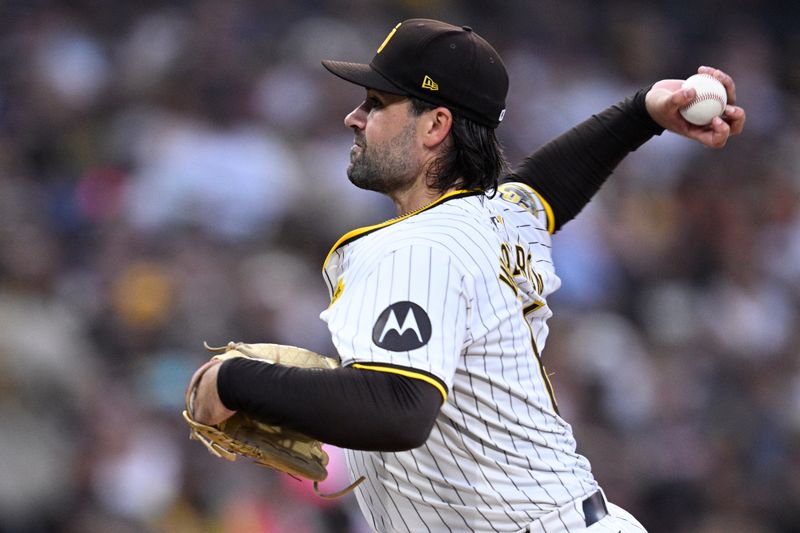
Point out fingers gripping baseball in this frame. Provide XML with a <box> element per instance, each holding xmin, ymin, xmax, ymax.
<box><xmin>698</xmin><ymin>66</ymin><xmax>736</xmax><ymax>105</ymax></box>
<box><xmin>645</xmin><ymin>66</ymin><xmax>745</xmax><ymax>148</ymax></box>
<box><xmin>704</xmin><ymin>65</ymin><xmax>746</xmax><ymax>138</ymax></box>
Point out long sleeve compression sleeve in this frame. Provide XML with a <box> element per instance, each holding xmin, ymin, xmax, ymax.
<box><xmin>217</xmin><ymin>358</ymin><xmax>442</xmax><ymax>451</ymax></box>
<box><xmin>504</xmin><ymin>87</ymin><xmax>664</xmax><ymax>232</ymax></box>
<box><xmin>215</xmin><ymin>89</ymin><xmax>665</xmax><ymax>453</ymax></box>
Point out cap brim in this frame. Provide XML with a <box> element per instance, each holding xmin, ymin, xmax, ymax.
<box><xmin>321</xmin><ymin>60</ymin><xmax>407</xmax><ymax>95</ymax></box>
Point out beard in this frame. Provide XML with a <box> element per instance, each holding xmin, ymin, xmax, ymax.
<box><xmin>347</xmin><ymin>125</ymin><xmax>417</xmax><ymax>194</ymax></box>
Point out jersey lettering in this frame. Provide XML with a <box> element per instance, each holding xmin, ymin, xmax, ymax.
<box><xmin>498</xmin><ymin>241</ymin><xmax>544</xmax><ymax>296</ymax></box>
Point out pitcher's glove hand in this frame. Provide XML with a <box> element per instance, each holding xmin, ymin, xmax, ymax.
<box><xmin>182</xmin><ymin>342</ymin><xmax>361</xmax><ymax>497</ymax></box>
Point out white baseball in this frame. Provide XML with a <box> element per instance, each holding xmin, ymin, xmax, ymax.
<box><xmin>679</xmin><ymin>73</ymin><xmax>727</xmax><ymax>126</ymax></box>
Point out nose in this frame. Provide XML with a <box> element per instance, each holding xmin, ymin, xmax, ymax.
<box><xmin>344</xmin><ymin>102</ymin><xmax>367</xmax><ymax>130</ymax></box>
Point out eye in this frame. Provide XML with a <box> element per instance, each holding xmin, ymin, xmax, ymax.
<box><xmin>366</xmin><ymin>96</ymin><xmax>383</xmax><ymax>111</ymax></box>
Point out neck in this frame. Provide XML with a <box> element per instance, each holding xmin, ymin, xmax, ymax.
<box><xmin>388</xmin><ymin>155</ymin><xmax>461</xmax><ymax>215</ymax></box>
<box><xmin>390</xmin><ymin>178</ymin><xmax>462</xmax><ymax>216</ymax></box>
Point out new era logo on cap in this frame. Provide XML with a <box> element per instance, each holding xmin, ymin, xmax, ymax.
<box><xmin>321</xmin><ymin>18</ymin><xmax>509</xmax><ymax>128</ymax></box>
<box><xmin>421</xmin><ymin>75</ymin><xmax>439</xmax><ymax>91</ymax></box>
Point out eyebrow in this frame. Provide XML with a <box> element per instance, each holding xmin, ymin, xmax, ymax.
<box><xmin>366</xmin><ymin>90</ymin><xmax>387</xmax><ymax>101</ymax></box>
<box><xmin>367</xmin><ymin>89</ymin><xmax>404</xmax><ymax>103</ymax></box>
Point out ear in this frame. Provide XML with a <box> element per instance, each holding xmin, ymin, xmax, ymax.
<box><xmin>420</xmin><ymin>107</ymin><xmax>453</xmax><ymax>149</ymax></box>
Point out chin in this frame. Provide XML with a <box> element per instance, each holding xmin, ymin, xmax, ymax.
<box><xmin>347</xmin><ymin>173</ymin><xmax>375</xmax><ymax>192</ymax></box>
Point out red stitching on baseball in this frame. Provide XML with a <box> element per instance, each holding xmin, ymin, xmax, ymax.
<box><xmin>690</xmin><ymin>92</ymin><xmax>724</xmax><ymax>104</ymax></box>
<box><xmin>681</xmin><ymin>93</ymin><xmax>725</xmax><ymax>112</ymax></box>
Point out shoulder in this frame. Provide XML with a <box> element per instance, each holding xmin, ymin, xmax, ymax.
<box><xmin>381</xmin><ymin>197</ymin><xmax>499</xmax><ymax>272</ymax></box>
<box><xmin>494</xmin><ymin>182</ymin><xmax>555</xmax><ymax>234</ymax></box>
<box><xmin>402</xmin><ymin>195</ymin><xmax>494</xmax><ymax>241</ymax></box>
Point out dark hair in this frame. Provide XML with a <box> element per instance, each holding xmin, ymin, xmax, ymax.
<box><xmin>408</xmin><ymin>97</ymin><xmax>509</xmax><ymax>194</ymax></box>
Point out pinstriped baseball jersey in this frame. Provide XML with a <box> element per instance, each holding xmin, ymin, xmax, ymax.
<box><xmin>319</xmin><ymin>184</ymin><xmax>598</xmax><ymax>533</ymax></box>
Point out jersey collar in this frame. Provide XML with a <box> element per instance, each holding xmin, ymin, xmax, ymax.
<box><xmin>322</xmin><ymin>189</ymin><xmax>482</xmax><ymax>271</ymax></box>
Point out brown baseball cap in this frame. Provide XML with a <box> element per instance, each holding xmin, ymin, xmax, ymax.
<box><xmin>322</xmin><ymin>18</ymin><xmax>508</xmax><ymax>128</ymax></box>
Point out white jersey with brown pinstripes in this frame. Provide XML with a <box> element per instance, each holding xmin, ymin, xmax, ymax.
<box><xmin>319</xmin><ymin>183</ymin><xmax>598</xmax><ymax>533</ymax></box>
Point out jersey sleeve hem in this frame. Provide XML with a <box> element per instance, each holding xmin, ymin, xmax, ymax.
<box><xmin>350</xmin><ymin>362</ymin><xmax>448</xmax><ymax>404</ymax></box>
<box><xmin>529</xmin><ymin>189</ymin><xmax>555</xmax><ymax>234</ymax></box>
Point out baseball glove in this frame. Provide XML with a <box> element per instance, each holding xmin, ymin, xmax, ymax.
<box><xmin>182</xmin><ymin>341</ymin><xmax>362</xmax><ymax>498</ymax></box>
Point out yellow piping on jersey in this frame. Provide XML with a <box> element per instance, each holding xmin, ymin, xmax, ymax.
<box><xmin>352</xmin><ymin>363</ymin><xmax>447</xmax><ymax>404</ymax></box>
<box><xmin>522</xmin><ymin>317</ymin><xmax>559</xmax><ymax>414</ymax></box>
<box><xmin>509</xmin><ymin>181</ymin><xmax>555</xmax><ymax>234</ymax></box>
<box><xmin>322</xmin><ymin>189</ymin><xmax>481</xmax><ymax>272</ymax></box>
<box><xmin>523</xmin><ymin>300</ymin><xmax>544</xmax><ymax>314</ymax></box>
<box><xmin>329</xmin><ymin>278</ymin><xmax>344</xmax><ymax>306</ymax></box>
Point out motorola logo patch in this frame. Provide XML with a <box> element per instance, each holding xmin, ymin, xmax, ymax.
<box><xmin>372</xmin><ymin>301</ymin><xmax>432</xmax><ymax>351</ymax></box>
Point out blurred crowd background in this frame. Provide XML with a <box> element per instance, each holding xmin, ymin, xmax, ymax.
<box><xmin>1</xmin><ymin>0</ymin><xmax>799</xmax><ymax>532</ymax></box>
